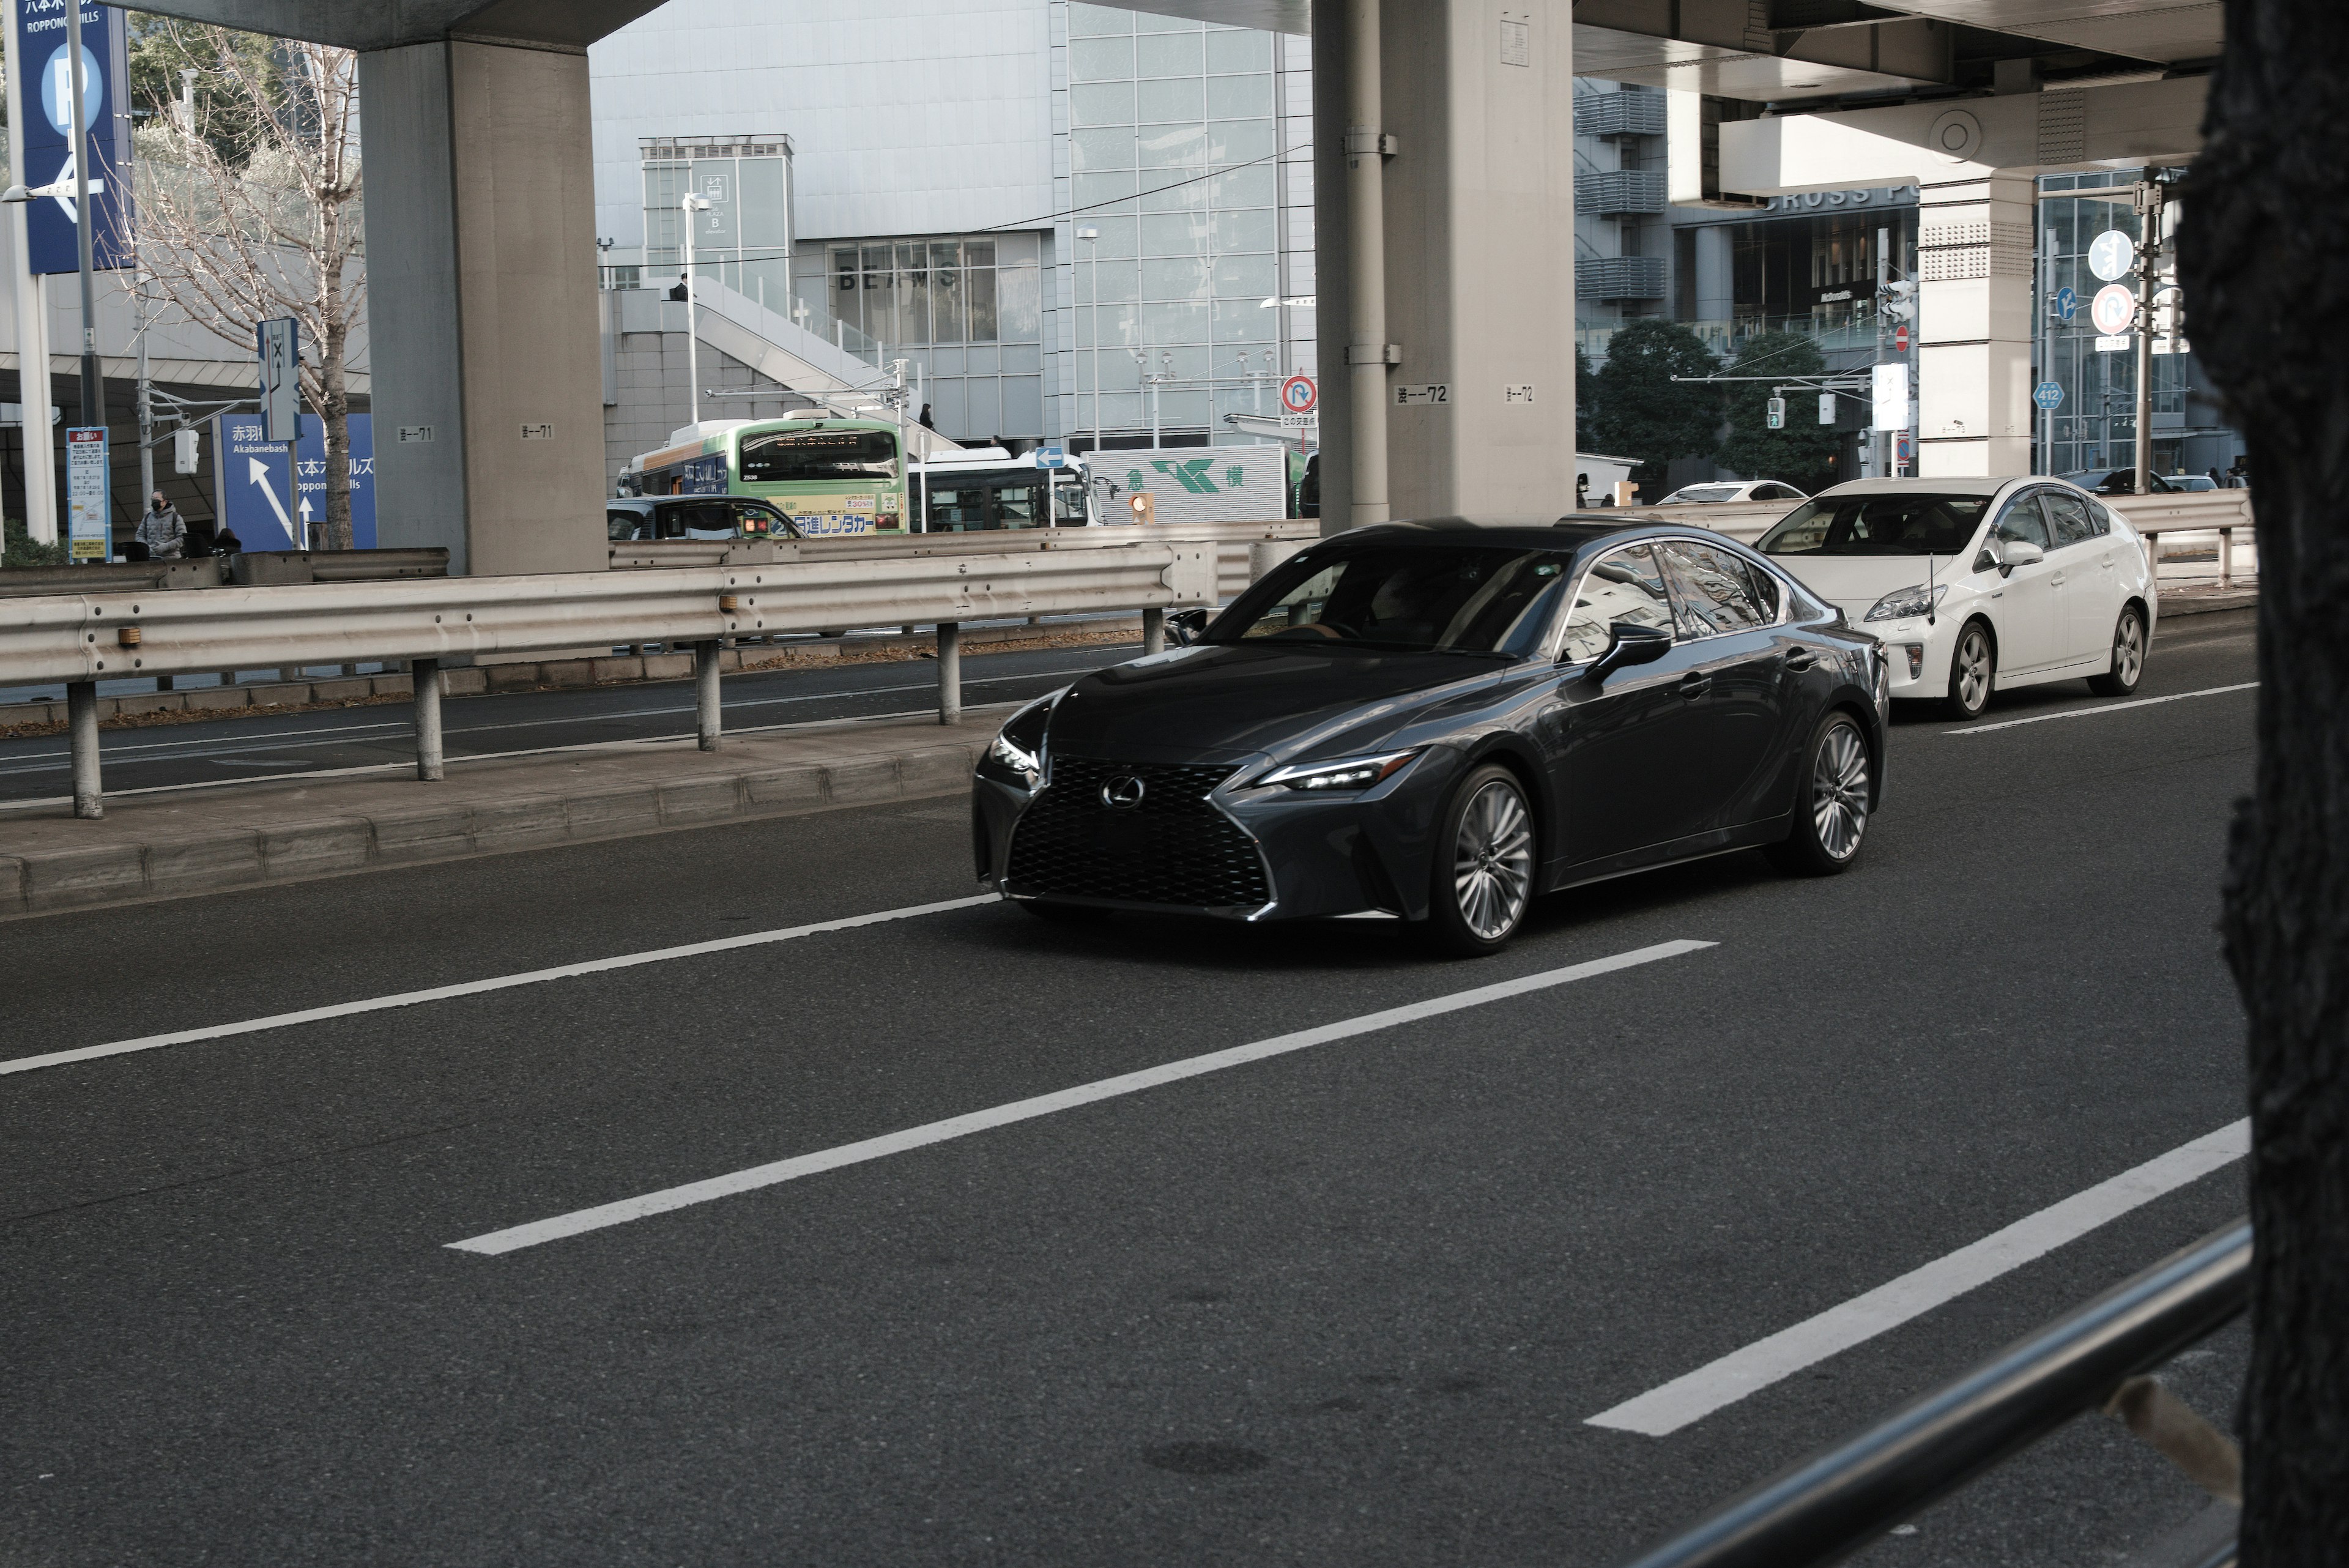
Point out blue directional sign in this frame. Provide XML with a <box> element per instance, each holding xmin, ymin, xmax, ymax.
<box><xmin>1036</xmin><ymin>445</ymin><xmax>1067</xmax><ymax>469</ymax></box>
<box><xmin>2033</xmin><ymin>381</ymin><xmax>2065</xmax><ymax>411</ymax></box>
<box><xmin>212</xmin><ymin>412</ymin><xmax>376</xmax><ymax>549</ymax></box>
<box><xmin>9</xmin><ymin>1</ymin><xmax>133</xmax><ymax>274</ymax></box>
<box><xmin>2051</xmin><ymin>286</ymin><xmax>2079</xmax><ymax>322</ymax></box>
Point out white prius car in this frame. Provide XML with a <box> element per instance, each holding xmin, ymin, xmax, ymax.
<box><xmin>1753</xmin><ymin>477</ymin><xmax>2154</xmax><ymax>719</ymax></box>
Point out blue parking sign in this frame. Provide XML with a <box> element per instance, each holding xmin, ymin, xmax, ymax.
<box><xmin>213</xmin><ymin>411</ymin><xmax>376</xmax><ymax>549</ymax></box>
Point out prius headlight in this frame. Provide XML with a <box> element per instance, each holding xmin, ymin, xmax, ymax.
<box><xmin>1865</xmin><ymin>583</ymin><xmax>1949</xmax><ymax>622</ymax></box>
<box><xmin>1253</xmin><ymin>749</ymin><xmax>1420</xmax><ymax>792</ymax></box>
<box><xmin>981</xmin><ymin>689</ymin><xmax>1063</xmax><ymax>786</ymax></box>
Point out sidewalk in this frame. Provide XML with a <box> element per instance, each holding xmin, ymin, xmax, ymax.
<box><xmin>0</xmin><ymin>708</ymin><xmax>1003</xmax><ymax>920</ymax></box>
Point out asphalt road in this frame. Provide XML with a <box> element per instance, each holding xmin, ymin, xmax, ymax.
<box><xmin>0</xmin><ymin>641</ymin><xmax>1135</xmax><ymax>806</ymax></box>
<box><xmin>0</xmin><ymin>610</ymin><xmax>2258</xmax><ymax>1566</ymax></box>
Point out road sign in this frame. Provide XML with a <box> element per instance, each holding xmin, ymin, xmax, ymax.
<box><xmin>2090</xmin><ymin>283</ymin><xmax>2137</xmax><ymax>336</ymax></box>
<box><xmin>213</xmin><ymin>411</ymin><xmax>376</xmax><ymax>549</ymax></box>
<box><xmin>1893</xmin><ymin>325</ymin><xmax>1910</xmax><ymax>353</ymax></box>
<box><xmin>258</xmin><ymin>317</ymin><xmax>301</xmax><ymax>442</ymax></box>
<box><xmin>10</xmin><ymin>1</ymin><xmax>132</xmax><ymax>274</ymax></box>
<box><xmin>1392</xmin><ymin>384</ymin><xmax>1449</xmax><ymax>406</ymax></box>
<box><xmin>2088</xmin><ymin>229</ymin><xmax>2136</xmax><ymax>283</ymax></box>
<box><xmin>2051</xmin><ymin>286</ymin><xmax>2079</xmax><ymax>321</ymax></box>
<box><xmin>1765</xmin><ymin>396</ymin><xmax>1786</xmax><ymax>429</ymax></box>
<box><xmin>1871</xmin><ymin>362</ymin><xmax>1910</xmax><ymax>431</ymax></box>
<box><xmin>65</xmin><ymin>426</ymin><xmax>106</xmax><ymax>561</ymax></box>
<box><xmin>1280</xmin><ymin>374</ymin><xmax>1317</xmax><ymax>416</ymax></box>
<box><xmin>2033</xmin><ymin>381</ymin><xmax>2065</xmax><ymax>411</ymax></box>
<box><xmin>1035</xmin><ymin>445</ymin><xmax>1066</xmax><ymax>469</ymax></box>
<box><xmin>2095</xmin><ymin>334</ymin><xmax>2134</xmax><ymax>353</ymax></box>
<box><xmin>1894</xmin><ymin>431</ymin><xmax>1913</xmax><ymax>465</ymax></box>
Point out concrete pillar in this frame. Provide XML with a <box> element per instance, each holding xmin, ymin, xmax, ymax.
<box><xmin>1915</xmin><ymin>174</ymin><xmax>2035</xmax><ymax>477</ymax></box>
<box><xmin>358</xmin><ymin>41</ymin><xmax>606</xmax><ymax>577</ymax></box>
<box><xmin>1693</xmin><ymin>226</ymin><xmax>1735</xmax><ymax>325</ymax></box>
<box><xmin>1313</xmin><ymin>1</ymin><xmax>1576</xmax><ymax>530</ymax></box>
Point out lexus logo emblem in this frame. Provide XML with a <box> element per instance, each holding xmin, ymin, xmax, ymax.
<box><xmin>1100</xmin><ymin>775</ymin><xmax>1147</xmax><ymax>809</ymax></box>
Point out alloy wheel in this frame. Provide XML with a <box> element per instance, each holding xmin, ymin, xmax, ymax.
<box><xmin>1452</xmin><ymin>779</ymin><xmax>1534</xmax><ymax>940</ymax></box>
<box><xmin>1812</xmin><ymin>723</ymin><xmax>1870</xmax><ymax>862</ymax></box>
<box><xmin>1956</xmin><ymin>628</ymin><xmax>1992</xmax><ymax>713</ymax></box>
<box><xmin>2115</xmin><ymin>613</ymin><xmax>2144</xmax><ymax>685</ymax></box>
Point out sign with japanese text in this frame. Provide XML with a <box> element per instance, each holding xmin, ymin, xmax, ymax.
<box><xmin>9</xmin><ymin>1</ymin><xmax>132</xmax><ymax>273</ymax></box>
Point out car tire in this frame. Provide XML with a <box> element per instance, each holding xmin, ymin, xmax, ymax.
<box><xmin>1422</xmin><ymin>764</ymin><xmax>1537</xmax><ymax>957</ymax></box>
<box><xmin>1943</xmin><ymin>619</ymin><xmax>1995</xmax><ymax>721</ymax></box>
<box><xmin>2088</xmin><ymin>604</ymin><xmax>2147</xmax><ymax>697</ymax></box>
<box><xmin>1766</xmin><ymin>712</ymin><xmax>1873</xmax><ymax>877</ymax></box>
<box><xmin>1020</xmin><ymin>899</ymin><xmax>1096</xmax><ymax>925</ymax></box>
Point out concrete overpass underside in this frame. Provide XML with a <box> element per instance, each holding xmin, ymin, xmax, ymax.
<box><xmin>119</xmin><ymin>0</ymin><xmax>2222</xmax><ymax>560</ymax></box>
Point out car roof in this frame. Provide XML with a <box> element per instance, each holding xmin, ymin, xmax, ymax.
<box><xmin>1812</xmin><ymin>476</ymin><xmax>2022</xmax><ymax>499</ymax></box>
<box><xmin>1310</xmin><ymin>516</ymin><xmax>1768</xmax><ymax>556</ymax></box>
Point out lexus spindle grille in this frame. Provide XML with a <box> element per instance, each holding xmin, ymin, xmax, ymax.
<box><xmin>1006</xmin><ymin>756</ymin><xmax>1271</xmax><ymax>910</ymax></box>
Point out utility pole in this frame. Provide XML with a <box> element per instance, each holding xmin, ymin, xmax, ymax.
<box><xmin>681</xmin><ymin>191</ymin><xmax>711</xmax><ymax>428</ymax></box>
<box><xmin>1873</xmin><ymin>227</ymin><xmax>1889</xmax><ymax>480</ymax></box>
<box><xmin>2131</xmin><ymin>179</ymin><xmax>2161</xmax><ymax>497</ymax></box>
<box><xmin>4</xmin><ymin>6</ymin><xmax>59</xmax><ymax>543</ymax></box>
<box><xmin>66</xmin><ymin>0</ymin><xmax>100</xmax><ymax>431</ymax></box>
<box><xmin>135</xmin><ymin>261</ymin><xmax>154</xmax><ymax>505</ymax></box>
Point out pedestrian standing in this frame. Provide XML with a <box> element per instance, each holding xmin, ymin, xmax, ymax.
<box><xmin>136</xmin><ymin>491</ymin><xmax>187</xmax><ymax>559</ymax></box>
<box><xmin>919</xmin><ymin>403</ymin><xmax>937</xmax><ymax>431</ymax></box>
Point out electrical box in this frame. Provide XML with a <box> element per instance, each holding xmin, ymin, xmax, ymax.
<box><xmin>173</xmin><ymin>426</ymin><xmax>200</xmax><ymax>475</ymax></box>
<box><xmin>1766</xmin><ymin>396</ymin><xmax>1786</xmax><ymax>430</ymax></box>
<box><xmin>1819</xmin><ymin>393</ymin><xmax>1837</xmax><ymax>425</ymax></box>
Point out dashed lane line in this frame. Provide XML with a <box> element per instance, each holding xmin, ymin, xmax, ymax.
<box><xmin>1948</xmin><ymin>682</ymin><xmax>2257</xmax><ymax>735</ymax></box>
<box><xmin>1584</xmin><ymin>1118</ymin><xmax>2250</xmax><ymax>1436</ymax></box>
<box><xmin>0</xmin><ymin>895</ymin><xmax>999</xmax><ymax>1079</ymax></box>
<box><xmin>446</xmin><ymin>938</ymin><xmax>1720</xmax><ymax>1256</ymax></box>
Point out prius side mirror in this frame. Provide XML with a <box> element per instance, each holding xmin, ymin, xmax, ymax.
<box><xmin>1585</xmin><ymin>620</ymin><xmax>1672</xmax><ymax>683</ymax></box>
<box><xmin>1996</xmin><ymin>538</ymin><xmax>2045</xmax><ymax>574</ymax></box>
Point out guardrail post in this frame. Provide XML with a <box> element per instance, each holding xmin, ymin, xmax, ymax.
<box><xmin>67</xmin><ymin>680</ymin><xmax>101</xmax><ymax>819</ymax></box>
<box><xmin>1143</xmin><ymin>606</ymin><xmax>1165</xmax><ymax>656</ymax></box>
<box><xmin>2218</xmin><ymin>527</ymin><xmax>2234</xmax><ymax>590</ymax></box>
<box><xmin>695</xmin><ymin>640</ymin><xmax>722</xmax><ymax>751</ymax></box>
<box><xmin>937</xmin><ymin>621</ymin><xmax>961</xmax><ymax>724</ymax></box>
<box><xmin>412</xmin><ymin>658</ymin><xmax>444</xmax><ymax>781</ymax></box>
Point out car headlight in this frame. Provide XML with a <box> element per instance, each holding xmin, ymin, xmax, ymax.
<box><xmin>980</xmin><ymin>689</ymin><xmax>1063</xmax><ymax>786</ymax></box>
<box><xmin>1865</xmin><ymin>583</ymin><xmax>1949</xmax><ymax>622</ymax></box>
<box><xmin>1253</xmin><ymin>749</ymin><xmax>1419</xmax><ymax>792</ymax></box>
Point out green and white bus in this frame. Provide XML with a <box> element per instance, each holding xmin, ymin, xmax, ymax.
<box><xmin>622</xmin><ymin>417</ymin><xmax>908</xmax><ymax>535</ymax></box>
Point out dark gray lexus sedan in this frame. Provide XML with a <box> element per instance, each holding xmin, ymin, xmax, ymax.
<box><xmin>973</xmin><ymin>518</ymin><xmax>1888</xmax><ymax>955</ymax></box>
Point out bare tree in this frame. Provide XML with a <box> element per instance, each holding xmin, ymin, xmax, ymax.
<box><xmin>127</xmin><ymin>27</ymin><xmax>363</xmax><ymax>549</ymax></box>
<box><xmin>2177</xmin><ymin>2</ymin><xmax>2349</xmax><ymax>1561</ymax></box>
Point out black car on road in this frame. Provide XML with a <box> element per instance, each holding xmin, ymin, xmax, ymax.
<box><xmin>973</xmin><ymin>518</ymin><xmax>1890</xmax><ymax>954</ymax></box>
<box><xmin>607</xmin><ymin>496</ymin><xmax>803</xmax><ymax>541</ymax></box>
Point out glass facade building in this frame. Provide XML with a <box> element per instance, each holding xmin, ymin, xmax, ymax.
<box><xmin>638</xmin><ymin>135</ymin><xmax>797</xmax><ymax>311</ymax></box>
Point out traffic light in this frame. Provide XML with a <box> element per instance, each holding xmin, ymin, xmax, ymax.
<box><xmin>1766</xmin><ymin>396</ymin><xmax>1786</xmax><ymax>430</ymax></box>
<box><xmin>1129</xmin><ymin>492</ymin><xmax>1156</xmax><ymax>524</ymax></box>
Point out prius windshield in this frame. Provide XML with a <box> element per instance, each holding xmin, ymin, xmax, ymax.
<box><xmin>1759</xmin><ymin>494</ymin><xmax>1991</xmax><ymax>557</ymax></box>
<box><xmin>1207</xmin><ymin>543</ymin><xmax>1572</xmax><ymax>656</ymax></box>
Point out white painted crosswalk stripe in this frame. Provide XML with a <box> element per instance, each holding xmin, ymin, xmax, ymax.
<box><xmin>447</xmin><ymin>938</ymin><xmax>1721</xmax><ymax>1256</ymax></box>
<box><xmin>1948</xmin><ymin>682</ymin><xmax>2256</xmax><ymax>735</ymax></box>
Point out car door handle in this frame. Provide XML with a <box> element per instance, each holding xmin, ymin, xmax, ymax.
<box><xmin>2050</xmin><ymin>572</ymin><xmax>2067</xmax><ymax>586</ymax></box>
<box><xmin>1677</xmin><ymin>672</ymin><xmax>1711</xmax><ymax>699</ymax></box>
<box><xmin>1782</xmin><ymin>649</ymin><xmax>1815</xmax><ymax>674</ymax></box>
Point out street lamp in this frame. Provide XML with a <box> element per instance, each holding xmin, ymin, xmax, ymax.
<box><xmin>1075</xmin><ymin>226</ymin><xmax>1100</xmax><ymax>458</ymax></box>
<box><xmin>3</xmin><ymin>0</ymin><xmax>103</xmax><ymax>433</ymax></box>
<box><xmin>681</xmin><ymin>191</ymin><xmax>712</xmax><ymax>426</ymax></box>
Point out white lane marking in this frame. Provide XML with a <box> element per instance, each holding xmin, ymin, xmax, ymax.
<box><xmin>0</xmin><ymin>895</ymin><xmax>998</xmax><ymax>1079</ymax></box>
<box><xmin>1948</xmin><ymin>682</ymin><xmax>2257</xmax><ymax>735</ymax></box>
<box><xmin>1584</xmin><ymin>1118</ymin><xmax>2250</xmax><ymax>1436</ymax></box>
<box><xmin>448</xmin><ymin>939</ymin><xmax>1720</xmax><ymax>1256</ymax></box>
<box><xmin>0</xmin><ymin>703</ymin><xmax>1025</xmax><ymax>811</ymax></box>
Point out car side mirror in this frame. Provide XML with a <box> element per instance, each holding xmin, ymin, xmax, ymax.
<box><xmin>1167</xmin><ymin>608</ymin><xmax>1209</xmax><ymax>646</ymax></box>
<box><xmin>1998</xmin><ymin>538</ymin><xmax>2044</xmax><ymax>573</ymax></box>
<box><xmin>1584</xmin><ymin>621</ymin><xmax>1672</xmax><ymax>682</ymax></box>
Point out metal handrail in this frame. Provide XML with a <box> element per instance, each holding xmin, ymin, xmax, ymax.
<box><xmin>1616</xmin><ymin>1220</ymin><xmax>2250</xmax><ymax>1568</ymax></box>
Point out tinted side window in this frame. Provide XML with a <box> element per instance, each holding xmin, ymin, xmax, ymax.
<box><xmin>1992</xmin><ymin>494</ymin><xmax>2052</xmax><ymax>550</ymax></box>
<box><xmin>2085</xmin><ymin>497</ymin><xmax>2114</xmax><ymax>536</ymax></box>
<box><xmin>1657</xmin><ymin>539</ymin><xmax>1770</xmax><ymax>638</ymax></box>
<box><xmin>607</xmin><ymin>510</ymin><xmax>644</xmax><ymax>541</ymax></box>
<box><xmin>1560</xmin><ymin>544</ymin><xmax>1674</xmax><ymax>663</ymax></box>
<box><xmin>2043</xmin><ymin>489</ymin><xmax>2095</xmax><ymax>547</ymax></box>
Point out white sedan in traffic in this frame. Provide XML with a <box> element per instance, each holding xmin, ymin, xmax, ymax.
<box><xmin>1753</xmin><ymin>477</ymin><xmax>2155</xmax><ymax>719</ymax></box>
<box><xmin>1659</xmin><ymin>479</ymin><xmax>1809</xmax><ymax>504</ymax></box>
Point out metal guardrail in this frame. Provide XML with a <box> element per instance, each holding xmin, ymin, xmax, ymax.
<box><xmin>1</xmin><ymin>534</ymin><xmax>1221</xmax><ymax>819</ymax></box>
<box><xmin>1615</xmin><ymin>1220</ymin><xmax>2250</xmax><ymax>1568</ymax></box>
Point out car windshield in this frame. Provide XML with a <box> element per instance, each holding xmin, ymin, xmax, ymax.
<box><xmin>1205</xmin><ymin>542</ymin><xmax>1573</xmax><ymax>656</ymax></box>
<box><xmin>1758</xmin><ymin>494</ymin><xmax>1992</xmax><ymax>557</ymax></box>
<box><xmin>1671</xmin><ymin>485</ymin><xmax>1742</xmax><ymax>503</ymax></box>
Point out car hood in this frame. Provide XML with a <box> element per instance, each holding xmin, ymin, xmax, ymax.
<box><xmin>1767</xmin><ymin>553</ymin><xmax>1971</xmax><ymax>620</ymax></box>
<box><xmin>1042</xmin><ymin>641</ymin><xmax>1523</xmax><ymax>768</ymax></box>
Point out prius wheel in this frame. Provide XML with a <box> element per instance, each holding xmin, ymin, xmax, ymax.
<box><xmin>2088</xmin><ymin>605</ymin><xmax>2147</xmax><ymax>696</ymax></box>
<box><xmin>1943</xmin><ymin>620</ymin><xmax>1995</xmax><ymax>720</ymax></box>
<box><xmin>1767</xmin><ymin>714</ymin><xmax>1872</xmax><ymax>878</ymax></box>
<box><xmin>1424</xmin><ymin>765</ymin><xmax>1536</xmax><ymax>956</ymax></box>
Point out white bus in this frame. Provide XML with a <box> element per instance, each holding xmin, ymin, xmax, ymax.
<box><xmin>910</xmin><ymin>448</ymin><xmax>1097</xmax><ymax>532</ymax></box>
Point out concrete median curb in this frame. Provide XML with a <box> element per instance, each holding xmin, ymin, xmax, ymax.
<box><xmin>0</xmin><ymin>710</ymin><xmax>1000</xmax><ymax>920</ymax></box>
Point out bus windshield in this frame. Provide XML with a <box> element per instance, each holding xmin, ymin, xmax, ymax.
<box><xmin>1759</xmin><ymin>493</ymin><xmax>1991</xmax><ymax>557</ymax></box>
<box><xmin>739</xmin><ymin>429</ymin><xmax>898</xmax><ymax>484</ymax></box>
